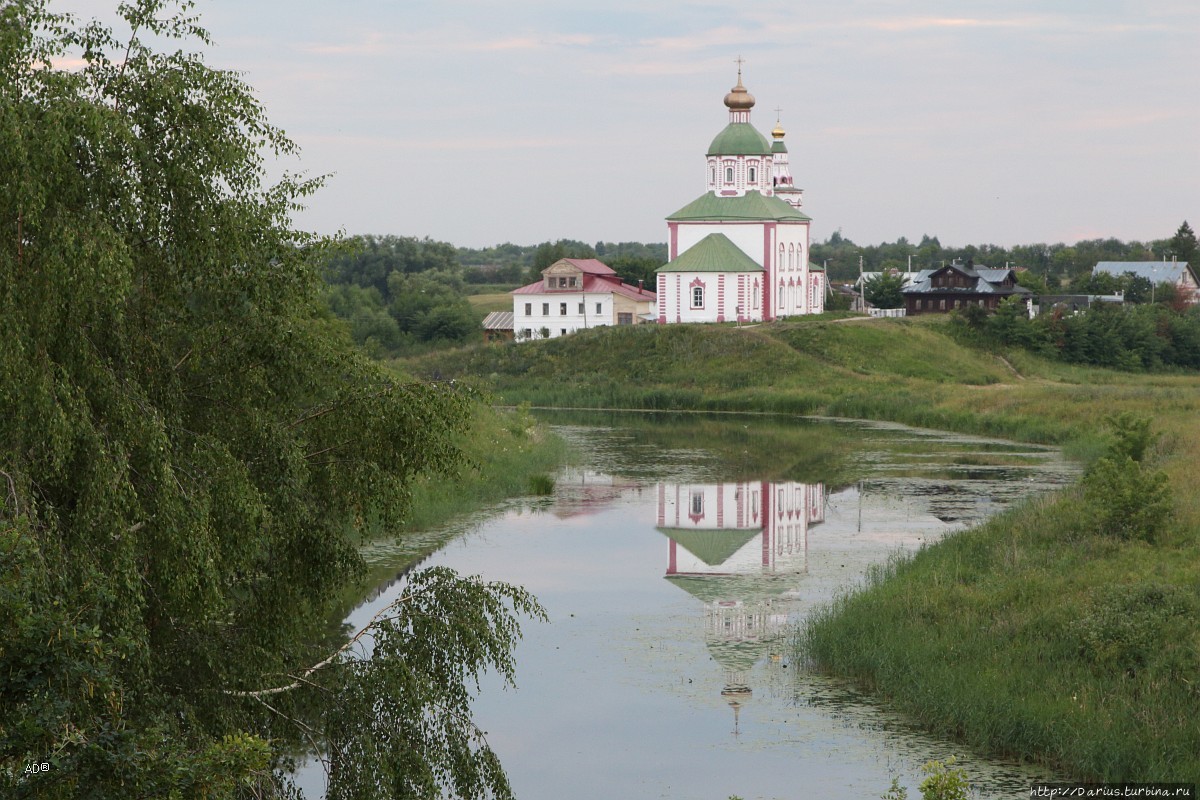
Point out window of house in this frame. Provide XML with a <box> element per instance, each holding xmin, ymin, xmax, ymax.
<box><xmin>560</xmin><ymin>329</ymin><xmax>567</xmax><ymax>336</ymax></box>
<box><xmin>578</xmin><ymin>303</ymin><xmax>584</xmax><ymax>314</ymax></box>
<box><xmin>559</xmin><ymin>303</ymin><xmax>567</xmax><ymax>315</ymax></box>
<box><xmin>542</xmin><ymin>303</ymin><xmax>549</xmax><ymax>315</ymax></box>
<box><xmin>691</xmin><ymin>285</ymin><xmax>704</xmax><ymax>308</ymax></box>
<box><xmin>595</xmin><ymin>302</ymin><xmax>602</xmax><ymax>314</ymax></box>
<box><xmin>558</xmin><ymin>277</ymin><xmax>567</xmax><ymax>288</ymax></box>
<box><xmin>916</xmin><ymin>299</ymin><xmax>922</xmax><ymax>310</ymax></box>
<box><xmin>523</xmin><ymin>328</ymin><xmax>531</xmax><ymax>339</ymax></box>
<box><xmin>617</xmin><ymin>312</ymin><xmax>633</xmax><ymax>325</ymax></box>
<box><xmin>939</xmin><ymin>299</ymin><xmax>946</xmax><ymax>310</ymax></box>
<box><xmin>524</xmin><ymin>302</ymin><xmax>531</xmax><ymax>315</ymax></box>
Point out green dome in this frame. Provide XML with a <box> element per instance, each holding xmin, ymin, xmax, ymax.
<box><xmin>707</xmin><ymin>123</ymin><xmax>772</xmax><ymax>156</ymax></box>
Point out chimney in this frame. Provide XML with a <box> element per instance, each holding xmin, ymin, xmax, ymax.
<box><xmin>638</xmin><ymin>279</ymin><xmax>644</xmax><ymax>291</ymax></box>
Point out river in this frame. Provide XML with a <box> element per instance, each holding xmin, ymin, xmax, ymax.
<box><xmin>297</xmin><ymin>411</ymin><xmax>1081</xmax><ymax>799</ymax></box>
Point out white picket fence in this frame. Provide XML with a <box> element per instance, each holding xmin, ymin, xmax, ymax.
<box><xmin>867</xmin><ymin>307</ymin><xmax>906</xmax><ymax>318</ymax></box>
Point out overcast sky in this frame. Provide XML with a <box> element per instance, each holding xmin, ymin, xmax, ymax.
<box><xmin>55</xmin><ymin>1</ymin><xmax>1199</xmax><ymax>250</ymax></box>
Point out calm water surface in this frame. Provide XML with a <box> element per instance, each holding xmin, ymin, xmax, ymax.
<box><xmin>299</xmin><ymin>412</ymin><xmax>1081</xmax><ymax>799</ymax></box>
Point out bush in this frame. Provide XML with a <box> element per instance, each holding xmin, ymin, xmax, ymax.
<box><xmin>1083</xmin><ymin>414</ymin><xmax>1171</xmax><ymax>541</ymax></box>
<box><xmin>918</xmin><ymin>757</ymin><xmax>971</xmax><ymax>800</ymax></box>
<box><xmin>527</xmin><ymin>474</ymin><xmax>556</xmax><ymax>495</ymax></box>
<box><xmin>1073</xmin><ymin>583</ymin><xmax>1192</xmax><ymax>676</ymax></box>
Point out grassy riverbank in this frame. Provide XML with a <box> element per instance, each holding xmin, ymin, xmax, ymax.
<box><xmin>401</xmin><ymin>400</ymin><xmax>567</xmax><ymax>532</ymax></box>
<box><xmin>399</xmin><ymin>316</ymin><xmax>1200</xmax><ymax>781</ymax></box>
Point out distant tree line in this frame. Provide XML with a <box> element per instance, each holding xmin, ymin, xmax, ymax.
<box><xmin>953</xmin><ymin>292</ymin><xmax>1200</xmax><ymax>371</ymax></box>
<box><xmin>816</xmin><ymin>221</ymin><xmax>1197</xmax><ymax>288</ymax></box>
<box><xmin>457</xmin><ymin>239</ymin><xmax>667</xmax><ymax>288</ymax></box>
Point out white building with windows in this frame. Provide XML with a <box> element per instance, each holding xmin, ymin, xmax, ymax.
<box><xmin>511</xmin><ymin>257</ymin><xmax>656</xmax><ymax>341</ymax></box>
<box><xmin>656</xmin><ymin>68</ymin><xmax>824</xmax><ymax>323</ymax></box>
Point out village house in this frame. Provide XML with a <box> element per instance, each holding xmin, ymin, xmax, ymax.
<box><xmin>902</xmin><ymin>260</ymin><xmax>1031</xmax><ymax>315</ymax></box>
<box><xmin>511</xmin><ymin>258</ymin><xmax>655</xmax><ymax>341</ymax></box>
<box><xmin>1092</xmin><ymin>260</ymin><xmax>1198</xmax><ymax>304</ymax></box>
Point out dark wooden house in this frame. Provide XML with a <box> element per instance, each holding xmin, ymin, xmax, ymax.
<box><xmin>902</xmin><ymin>261</ymin><xmax>1031</xmax><ymax>315</ymax></box>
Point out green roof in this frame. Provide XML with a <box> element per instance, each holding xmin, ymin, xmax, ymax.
<box><xmin>771</xmin><ymin>141</ymin><xmax>788</xmax><ymax>153</ymax></box>
<box><xmin>708</xmin><ymin>123</ymin><xmax>772</xmax><ymax>156</ymax></box>
<box><xmin>658</xmin><ymin>526</ymin><xmax>760</xmax><ymax>565</ymax></box>
<box><xmin>656</xmin><ymin>233</ymin><xmax>763</xmax><ymax>274</ymax></box>
<box><xmin>666</xmin><ymin>190</ymin><xmax>812</xmax><ymax>222</ymax></box>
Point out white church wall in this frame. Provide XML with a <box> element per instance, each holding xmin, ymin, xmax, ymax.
<box><xmin>658</xmin><ymin>271</ymin><xmax>763</xmax><ymax>324</ymax></box>
<box><xmin>676</xmin><ymin>223</ymin><xmax>765</xmax><ymax>267</ymax></box>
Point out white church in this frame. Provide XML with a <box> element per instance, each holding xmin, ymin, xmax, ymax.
<box><xmin>656</xmin><ymin>67</ymin><xmax>825</xmax><ymax>323</ymax></box>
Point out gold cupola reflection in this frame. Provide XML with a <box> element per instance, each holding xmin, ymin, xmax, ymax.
<box><xmin>656</xmin><ymin>480</ymin><xmax>825</xmax><ymax>733</ymax></box>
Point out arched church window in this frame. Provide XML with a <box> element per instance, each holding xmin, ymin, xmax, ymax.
<box><xmin>710</xmin><ymin>168</ymin><xmax>715</xmax><ymax>184</ymax></box>
<box><xmin>725</xmin><ymin>167</ymin><xmax>733</xmax><ymax>183</ymax></box>
<box><xmin>748</xmin><ymin>166</ymin><xmax>756</xmax><ymax>184</ymax></box>
<box><xmin>692</xmin><ymin>285</ymin><xmax>704</xmax><ymax>308</ymax></box>
<box><xmin>753</xmin><ymin>283</ymin><xmax>760</xmax><ymax>309</ymax></box>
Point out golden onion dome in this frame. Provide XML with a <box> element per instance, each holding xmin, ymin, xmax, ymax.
<box><xmin>771</xmin><ymin>121</ymin><xmax>786</xmax><ymax>139</ymax></box>
<box><xmin>723</xmin><ymin>74</ymin><xmax>755</xmax><ymax>110</ymax></box>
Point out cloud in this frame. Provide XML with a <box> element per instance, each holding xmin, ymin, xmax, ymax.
<box><xmin>48</xmin><ymin>56</ymin><xmax>90</xmax><ymax>71</ymax></box>
<box><xmin>864</xmin><ymin>16</ymin><xmax>1045</xmax><ymax>32</ymax></box>
<box><xmin>302</xmin><ymin>133</ymin><xmax>588</xmax><ymax>152</ymax></box>
<box><xmin>461</xmin><ymin>32</ymin><xmax>604</xmax><ymax>51</ymax></box>
<box><xmin>636</xmin><ymin>25</ymin><xmax>764</xmax><ymax>52</ymax></box>
<box><xmin>299</xmin><ymin>32</ymin><xmax>390</xmax><ymax>56</ymax></box>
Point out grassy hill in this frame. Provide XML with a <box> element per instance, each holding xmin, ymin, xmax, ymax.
<box><xmin>465</xmin><ymin>291</ymin><xmax>515</xmax><ymax>315</ymax></box>
<box><xmin>399</xmin><ymin>316</ymin><xmax>1200</xmax><ymax>782</ymax></box>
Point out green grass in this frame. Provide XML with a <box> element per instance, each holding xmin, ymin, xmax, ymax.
<box><xmin>400</xmin><ymin>402</ymin><xmax>568</xmax><ymax>532</ymax></box>
<box><xmin>395</xmin><ymin>316</ymin><xmax>1200</xmax><ymax>782</ymax></box>
<box><xmin>466</xmin><ymin>292</ymin><xmax>515</xmax><ymax>314</ymax></box>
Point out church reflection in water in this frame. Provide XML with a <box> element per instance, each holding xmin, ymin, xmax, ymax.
<box><xmin>656</xmin><ymin>481</ymin><xmax>825</xmax><ymax>732</ymax></box>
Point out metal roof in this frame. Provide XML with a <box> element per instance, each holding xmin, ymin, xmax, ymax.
<box><xmin>707</xmin><ymin>122</ymin><xmax>773</xmax><ymax>156</ymax></box>
<box><xmin>1093</xmin><ymin>261</ymin><xmax>1195</xmax><ymax>284</ymax></box>
<box><xmin>656</xmin><ymin>232</ymin><xmax>764</xmax><ymax>274</ymax></box>
<box><xmin>667</xmin><ymin>190</ymin><xmax>811</xmax><ymax>222</ymax></box>
<box><xmin>481</xmin><ymin>311</ymin><xmax>514</xmax><ymax>330</ymax></box>
<box><xmin>511</xmin><ymin>274</ymin><xmax>656</xmax><ymax>302</ymax></box>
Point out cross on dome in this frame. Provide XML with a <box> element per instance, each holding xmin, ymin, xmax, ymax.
<box><xmin>723</xmin><ymin>58</ymin><xmax>755</xmax><ymax>111</ymax></box>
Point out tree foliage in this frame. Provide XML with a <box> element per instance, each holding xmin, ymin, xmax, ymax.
<box><xmin>1168</xmin><ymin>220</ymin><xmax>1197</xmax><ymax>265</ymax></box>
<box><xmin>862</xmin><ymin>272</ymin><xmax>906</xmax><ymax>309</ymax></box>
<box><xmin>1</xmin><ymin>3</ymin><xmax>538</xmax><ymax>796</ymax></box>
<box><xmin>951</xmin><ymin>298</ymin><xmax>1200</xmax><ymax>372</ymax></box>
